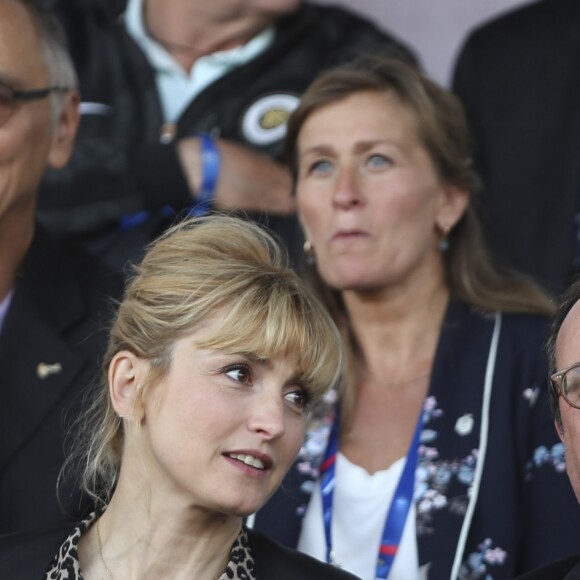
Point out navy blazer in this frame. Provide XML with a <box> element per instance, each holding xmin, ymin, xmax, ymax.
<box><xmin>255</xmin><ymin>300</ymin><xmax>580</xmax><ymax>579</ymax></box>
<box><xmin>515</xmin><ymin>554</ymin><xmax>580</xmax><ymax>580</ymax></box>
<box><xmin>0</xmin><ymin>227</ymin><xmax>121</xmax><ymax>534</ymax></box>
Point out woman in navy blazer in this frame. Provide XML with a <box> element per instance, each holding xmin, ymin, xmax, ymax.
<box><xmin>253</xmin><ymin>57</ymin><xmax>580</xmax><ymax>579</ymax></box>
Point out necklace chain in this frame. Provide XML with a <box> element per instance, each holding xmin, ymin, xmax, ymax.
<box><xmin>96</xmin><ymin>518</ymin><xmax>116</xmax><ymax>580</ymax></box>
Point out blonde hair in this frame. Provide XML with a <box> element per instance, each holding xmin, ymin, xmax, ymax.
<box><xmin>72</xmin><ymin>215</ymin><xmax>342</xmax><ymax>505</ymax></box>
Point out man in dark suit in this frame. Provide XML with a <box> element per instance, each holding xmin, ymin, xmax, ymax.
<box><xmin>37</xmin><ymin>0</ymin><xmax>416</xmax><ymax>270</ymax></box>
<box><xmin>0</xmin><ymin>0</ymin><xmax>120</xmax><ymax>534</ymax></box>
<box><xmin>516</xmin><ymin>278</ymin><xmax>580</xmax><ymax>578</ymax></box>
<box><xmin>453</xmin><ymin>0</ymin><xmax>580</xmax><ymax>295</ymax></box>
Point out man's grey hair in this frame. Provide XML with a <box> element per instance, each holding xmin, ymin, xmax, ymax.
<box><xmin>19</xmin><ymin>0</ymin><xmax>78</xmax><ymax>120</ymax></box>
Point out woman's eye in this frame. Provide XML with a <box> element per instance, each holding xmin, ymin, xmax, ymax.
<box><xmin>284</xmin><ymin>389</ymin><xmax>311</xmax><ymax>412</ymax></box>
<box><xmin>367</xmin><ymin>154</ymin><xmax>390</xmax><ymax>168</ymax></box>
<box><xmin>224</xmin><ymin>365</ymin><xmax>252</xmax><ymax>384</ymax></box>
<box><xmin>308</xmin><ymin>159</ymin><xmax>333</xmax><ymax>175</ymax></box>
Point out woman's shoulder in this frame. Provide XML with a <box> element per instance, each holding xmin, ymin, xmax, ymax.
<box><xmin>0</xmin><ymin>524</ymin><xmax>73</xmax><ymax>580</ymax></box>
<box><xmin>460</xmin><ymin>300</ymin><xmax>550</xmax><ymax>341</ymax></box>
<box><xmin>497</xmin><ymin>309</ymin><xmax>551</xmax><ymax>356</ymax></box>
<box><xmin>247</xmin><ymin>528</ymin><xmax>358</xmax><ymax>580</ymax></box>
<box><xmin>499</xmin><ymin>309</ymin><xmax>550</xmax><ymax>329</ymax></box>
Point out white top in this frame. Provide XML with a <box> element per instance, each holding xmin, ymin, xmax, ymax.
<box><xmin>298</xmin><ymin>453</ymin><xmax>421</xmax><ymax>580</ymax></box>
<box><xmin>124</xmin><ymin>0</ymin><xmax>274</xmax><ymax>122</ymax></box>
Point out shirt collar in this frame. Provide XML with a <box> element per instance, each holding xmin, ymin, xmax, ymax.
<box><xmin>124</xmin><ymin>0</ymin><xmax>275</xmax><ymax>76</ymax></box>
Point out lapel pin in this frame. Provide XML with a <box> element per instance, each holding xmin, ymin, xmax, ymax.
<box><xmin>455</xmin><ymin>414</ymin><xmax>474</xmax><ymax>436</ymax></box>
<box><xmin>37</xmin><ymin>362</ymin><xmax>63</xmax><ymax>379</ymax></box>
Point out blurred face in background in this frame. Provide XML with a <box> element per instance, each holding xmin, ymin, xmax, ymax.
<box><xmin>0</xmin><ymin>0</ymin><xmax>78</xmax><ymax>225</ymax></box>
<box><xmin>296</xmin><ymin>89</ymin><xmax>467</xmax><ymax>296</ymax></box>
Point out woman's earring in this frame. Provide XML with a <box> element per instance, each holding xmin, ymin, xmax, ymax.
<box><xmin>439</xmin><ymin>225</ymin><xmax>451</xmax><ymax>252</ymax></box>
<box><xmin>303</xmin><ymin>240</ymin><xmax>315</xmax><ymax>264</ymax></box>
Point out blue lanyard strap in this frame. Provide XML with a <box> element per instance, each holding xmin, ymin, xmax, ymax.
<box><xmin>319</xmin><ymin>410</ymin><xmax>423</xmax><ymax>579</ymax></box>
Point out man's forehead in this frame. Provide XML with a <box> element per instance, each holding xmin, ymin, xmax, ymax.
<box><xmin>0</xmin><ymin>0</ymin><xmax>48</xmax><ymax>87</ymax></box>
<box><xmin>557</xmin><ymin>299</ymin><xmax>580</xmax><ymax>367</ymax></box>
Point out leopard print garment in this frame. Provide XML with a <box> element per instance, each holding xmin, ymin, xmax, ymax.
<box><xmin>45</xmin><ymin>512</ymin><xmax>256</xmax><ymax>579</ymax></box>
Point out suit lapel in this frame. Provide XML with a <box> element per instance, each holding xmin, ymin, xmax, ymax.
<box><xmin>0</xmin><ymin>230</ymin><xmax>88</xmax><ymax>472</ymax></box>
<box><xmin>416</xmin><ymin>300</ymin><xmax>497</xmax><ymax>575</ymax></box>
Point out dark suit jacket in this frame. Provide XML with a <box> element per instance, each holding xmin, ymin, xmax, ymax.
<box><xmin>515</xmin><ymin>555</ymin><xmax>580</xmax><ymax>579</ymax></box>
<box><xmin>0</xmin><ymin>227</ymin><xmax>121</xmax><ymax>534</ymax></box>
<box><xmin>452</xmin><ymin>0</ymin><xmax>580</xmax><ymax>295</ymax></box>
<box><xmin>0</xmin><ymin>523</ymin><xmax>358</xmax><ymax>579</ymax></box>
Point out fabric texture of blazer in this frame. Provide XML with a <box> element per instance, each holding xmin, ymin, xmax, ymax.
<box><xmin>0</xmin><ymin>226</ymin><xmax>121</xmax><ymax>534</ymax></box>
<box><xmin>0</xmin><ymin>523</ymin><xmax>358</xmax><ymax>579</ymax></box>
<box><xmin>515</xmin><ymin>555</ymin><xmax>580</xmax><ymax>580</ymax></box>
<box><xmin>255</xmin><ymin>299</ymin><xmax>580</xmax><ymax>579</ymax></box>
<box><xmin>452</xmin><ymin>0</ymin><xmax>580</xmax><ymax>294</ymax></box>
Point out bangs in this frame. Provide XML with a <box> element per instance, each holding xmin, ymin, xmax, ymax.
<box><xmin>194</xmin><ymin>274</ymin><xmax>342</xmax><ymax>401</ymax></box>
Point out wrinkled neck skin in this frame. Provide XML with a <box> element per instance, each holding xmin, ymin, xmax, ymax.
<box><xmin>79</xmin><ymin>456</ymin><xmax>242</xmax><ymax>580</ymax></box>
<box><xmin>143</xmin><ymin>0</ymin><xmax>279</xmax><ymax>70</ymax></box>
<box><xmin>342</xmin><ymin>259</ymin><xmax>450</xmax><ymax>387</ymax></box>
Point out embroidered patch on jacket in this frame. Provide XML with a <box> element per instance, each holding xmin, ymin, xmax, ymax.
<box><xmin>241</xmin><ymin>93</ymin><xmax>300</xmax><ymax>145</ymax></box>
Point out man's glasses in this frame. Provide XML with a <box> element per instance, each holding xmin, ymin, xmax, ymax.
<box><xmin>0</xmin><ymin>81</ymin><xmax>68</xmax><ymax>126</ymax></box>
<box><xmin>550</xmin><ymin>362</ymin><xmax>580</xmax><ymax>409</ymax></box>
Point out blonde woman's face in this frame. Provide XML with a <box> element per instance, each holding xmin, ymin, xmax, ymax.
<box><xmin>296</xmin><ymin>90</ymin><xmax>464</xmax><ymax>295</ymax></box>
<box><xmin>135</xmin><ymin>324</ymin><xmax>308</xmax><ymax>517</ymax></box>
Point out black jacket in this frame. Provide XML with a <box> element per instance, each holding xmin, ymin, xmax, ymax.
<box><xmin>0</xmin><ymin>524</ymin><xmax>358</xmax><ymax>579</ymax></box>
<box><xmin>452</xmin><ymin>0</ymin><xmax>580</xmax><ymax>294</ymax></box>
<box><xmin>0</xmin><ymin>227</ymin><xmax>121</xmax><ymax>534</ymax></box>
<box><xmin>40</xmin><ymin>1</ymin><xmax>416</xmax><ymax>269</ymax></box>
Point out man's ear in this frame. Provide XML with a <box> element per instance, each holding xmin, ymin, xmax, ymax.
<box><xmin>555</xmin><ymin>419</ymin><xmax>565</xmax><ymax>442</ymax></box>
<box><xmin>108</xmin><ymin>351</ymin><xmax>148</xmax><ymax>420</ymax></box>
<box><xmin>47</xmin><ymin>89</ymin><xmax>80</xmax><ymax>169</ymax></box>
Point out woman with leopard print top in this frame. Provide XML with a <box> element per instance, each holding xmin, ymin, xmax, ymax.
<box><xmin>0</xmin><ymin>215</ymin><xmax>356</xmax><ymax>580</ymax></box>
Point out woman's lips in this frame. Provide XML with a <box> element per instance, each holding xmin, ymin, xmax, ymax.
<box><xmin>222</xmin><ymin>450</ymin><xmax>274</xmax><ymax>479</ymax></box>
<box><xmin>331</xmin><ymin>230</ymin><xmax>369</xmax><ymax>242</ymax></box>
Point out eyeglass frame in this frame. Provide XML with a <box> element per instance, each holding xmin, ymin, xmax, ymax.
<box><xmin>0</xmin><ymin>81</ymin><xmax>70</xmax><ymax>126</ymax></box>
<box><xmin>550</xmin><ymin>361</ymin><xmax>580</xmax><ymax>410</ymax></box>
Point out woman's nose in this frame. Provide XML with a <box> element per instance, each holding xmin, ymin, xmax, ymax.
<box><xmin>332</xmin><ymin>166</ymin><xmax>364</xmax><ymax>209</ymax></box>
<box><xmin>247</xmin><ymin>395</ymin><xmax>286</xmax><ymax>440</ymax></box>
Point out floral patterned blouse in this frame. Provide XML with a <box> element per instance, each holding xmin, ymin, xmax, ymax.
<box><xmin>44</xmin><ymin>512</ymin><xmax>256</xmax><ymax>579</ymax></box>
<box><xmin>255</xmin><ymin>300</ymin><xmax>580</xmax><ymax>579</ymax></box>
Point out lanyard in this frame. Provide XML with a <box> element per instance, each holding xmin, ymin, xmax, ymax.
<box><xmin>319</xmin><ymin>410</ymin><xmax>423</xmax><ymax>580</ymax></box>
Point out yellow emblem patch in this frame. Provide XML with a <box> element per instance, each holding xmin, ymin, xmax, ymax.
<box><xmin>242</xmin><ymin>93</ymin><xmax>300</xmax><ymax>145</ymax></box>
<box><xmin>260</xmin><ymin>108</ymin><xmax>290</xmax><ymax>130</ymax></box>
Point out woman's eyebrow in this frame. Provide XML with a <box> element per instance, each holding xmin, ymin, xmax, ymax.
<box><xmin>229</xmin><ymin>351</ymin><xmax>273</xmax><ymax>368</ymax></box>
<box><xmin>299</xmin><ymin>144</ymin><xmax>334</xmax><ymax>158</ymax></box>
